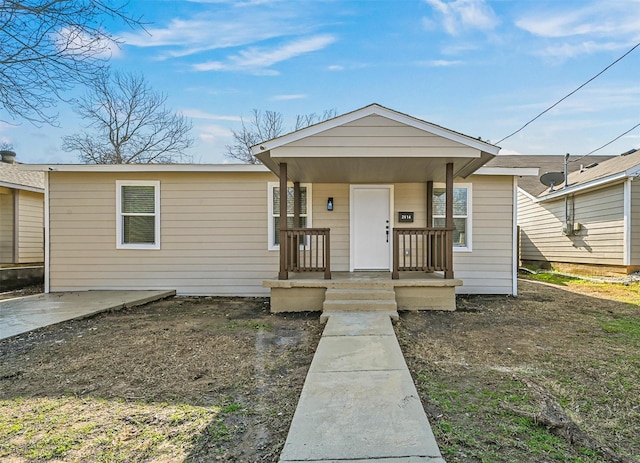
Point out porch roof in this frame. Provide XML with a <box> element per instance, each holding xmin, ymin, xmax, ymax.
<box><xmin>253</xmin><ymin>104</ymin><xmax>500</xmax><ymax>183</ymax></box>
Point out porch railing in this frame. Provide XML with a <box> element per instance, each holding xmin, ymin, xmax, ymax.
<box><xmin>392</xmin><ymin>227</ymin><xmax>453</xmax><ymax>279</ymax></box>
<box><xmin>279</xmin><ymin>228</ymin><xmax>331</xmax><ymax>280</ymax></box>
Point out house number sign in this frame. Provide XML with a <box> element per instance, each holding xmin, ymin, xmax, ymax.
<box><xmin>398</xmin><ymin>212</ymin><xmax>414</xmax><ymax>223</ymax></box>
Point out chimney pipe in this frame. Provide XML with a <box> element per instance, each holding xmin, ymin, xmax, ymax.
<box><xmin>0</xmin><ymin>150</ymin><xmax>16</xmax><ymax>164</ymax></box>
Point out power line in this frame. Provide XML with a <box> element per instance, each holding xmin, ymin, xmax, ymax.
<box><xmin>496</xmin><ymin>41</ymin><xmax>640</xmax><ymax>145</ymax></box>
<box><xmin>569</xmin><ymin>122</ymin><xmax>640</xmax><ymax>163</ymax></box>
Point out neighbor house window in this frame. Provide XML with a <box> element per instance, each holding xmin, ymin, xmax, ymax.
<box><xmin>267</xmin><ymin>183</ymin><xmax>312</xmax><ymax>250</ymax></box>
<box><xmin>116</xmin><ymin>180</ymin><xmax>160</xmax><ymax>250</ymax></box>
<box><xmin>433</xmin><ymin>184</ymin><xmax>471</xmax><ymax>251</ymax></box>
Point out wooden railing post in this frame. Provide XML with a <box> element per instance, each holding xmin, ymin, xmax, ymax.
<box><xmin>392</xmin><ymin>229</ymin><xmax>399</xmax><ymax>279</ymax></box>
<box><xmin>324</xmin><ymin>231</ymin><xmax>331</xmax><ymax>280</ymax></box>
<box><xmin>278</xmin><ymin>163</ymin><xmax>288</xmax><ymax>280</ymax></box>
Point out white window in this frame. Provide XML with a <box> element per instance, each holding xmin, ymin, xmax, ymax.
<box><xmin>116</xmin><ymin>180</ymin><xmax>160</xmax><ymax>250</ymax></box>
<box><xmin>433</xmin><ymin>183</ymin><xmax>472</xmax><ymax>251</ymax></box>
<box><xmin>267</xmin><ymin>182</ymin><xmax>312</xmax><ymax>250</ymax></box>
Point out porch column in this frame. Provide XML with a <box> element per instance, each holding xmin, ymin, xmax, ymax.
<box><xmin>426</xmin><ymin>181</ymin><xmax>433</xmax><ymax>228</ymax></box>
<box><xmin>279</xmin><ymin>162</ymin><xmax>288</xmax><ymax>280</ymax></box>
<box><xmin>293</xmin><ymin>181</ymin><xmax>300</xmax><ymax>268</ymax></box>
<box><xmin>445</xmin><ymin>163</ymin><xmax>454</xmax><ymax>279</ymax></box>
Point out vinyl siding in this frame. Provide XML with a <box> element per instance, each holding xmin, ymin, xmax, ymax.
<box><xmin>312</xmin><ymin>184</ymin><xmax>350</xmax><ymax>271</ymax></box>
<box><xmin>49</xmin><ymin>171</ymin><xmax>279</xmax><ymax>296</ymax></box>
<box><xmin>48</xmin><ymin>171</ymin><xmax>516</xmax><ymax>296</ymax></box>
<box><xmin>0</xmin><ymin>187</ymin><xmax>14</xmax><ymax>263</ymax></box>
<box><xmin>17</xmin><ymin>190</ymin><xmax>44</xmax><ymax>263</ymax></box>
<box><xmin>518</xmin><ymin>183</ymin><xmax>624</xmax><ymax>265</ymax></box>
<box><xmin>452</xmin><ymin>175</ymin><xmax>514</xmax><ymax>294</ymax></box>
<box><xmin>631</xmin><ymin>180</ymin><xmax>640</xmax><ymax>264</ymax></box>
<box><xmin>279</xmin><ymin>115</ymin><xmax>478</xmax><ymax>157</ymax></box>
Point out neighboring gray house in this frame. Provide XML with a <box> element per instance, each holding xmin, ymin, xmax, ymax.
<box><xmin>0</xmin><ymin>151</ymin><xmax>45</xmax><ymax>290</ymax></box>
<box><xmin>0</xmin><ymin>151</ymin><xmax>45</xmax><ymax>266</ymax></box>
<box><xmin>490</xmin><ymin>150</ymin><xmax>640</xmax><ymax>276</ymax></box>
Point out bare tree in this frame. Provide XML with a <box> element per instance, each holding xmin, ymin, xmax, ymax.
<box><xmin>63</xmin><ymin>71</ymin><xmax>193</xmax><ymax>164</ymax></box>
<box><xmin>0</xmin><ymin>0</ymin><xmax>142</xmax><ymax>125</ymax></box>
<box><xmin>294</xmin><ymin>109</ymin><xmax>337</xmax><ymax>131</ymax></box>
<box><xmin>225</xmin><ymin>108</ymin><xmax>337</xmax><ymax>164</ymax></box>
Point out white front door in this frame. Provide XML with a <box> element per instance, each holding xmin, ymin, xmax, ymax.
<box><xmin>351</xmin><ymin>185</ymin><xmax>392</xmax><ymax>270</ymax></box>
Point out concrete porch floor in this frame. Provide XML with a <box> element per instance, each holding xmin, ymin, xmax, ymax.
<box><xmin>0</xmin><ymin>290</ymin><xmax>175</xmax><ymax>340</ymax></box>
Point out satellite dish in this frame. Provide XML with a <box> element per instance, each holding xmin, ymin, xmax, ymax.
<box><xmin>540</xmin><ymin>171</ymin><xmax>565</xmax><ymax>192</ymax></box>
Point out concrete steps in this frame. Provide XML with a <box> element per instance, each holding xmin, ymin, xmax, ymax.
<box><xmin>322</xmin><ymin>288</ymin><xmax>398</xmax><ymax>321</ymax></box>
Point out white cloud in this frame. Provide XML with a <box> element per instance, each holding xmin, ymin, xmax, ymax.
<box><xmin>118</xmin><ymin>3</ymin><xmax>328</xmax><ymax>61</ymax></box>
<box><xmin>423</xmin><ymin>0</ymin><xmax>499</xmax><ymax>36</ymax></box>
<box><xmin>197</xmin><ymin>124</ymin><xmax>233</xmax><ymax>142</ymax></box>
<box><xmin>193</xmin><ymin>35</ymin><xmax>336</xmax><ymax>73</ymax></box>
<box><xmin>271</xmin><ymin>94</ymin><xmax>307</xmax><ymax>101</ymax></box>
<box><xmin>56</xmin><ymin>27</ymin><xmax>122</xmax><ymax>59</ymax></box>
<box><xmin>328</xmin><ymin>64</ymin><xmax>344</xmax><ymax>71</ymax></box>
<box><xmin>516</xmin><ymin>2</ymin><xmax>640</xmax><ymax>39</ymax></box>
<box><xmin>181</xmin><ymin>109</ymin><xmax>242</xmax><ymax>121</ymax></box>
<box><xmin>120</xmin><ymin>16</ymin><xmax>289</xmax><ymax>60</ymax></box>
<box><xmin>537</xmin><ymin>40</ymin><xmax>630</xmax><ymax>59</ymax></box>
<box><xmin>420</xmin><ymin>59</ymin><xmax>463</xmax><ymax>67</ymax></box>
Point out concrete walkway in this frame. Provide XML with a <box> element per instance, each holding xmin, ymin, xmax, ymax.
<box><xmin>0</xmin><ymin>290</ymin><xmax>175</xmax><ymax>340</ymax></box>
<box><xmin>280</xmin><ymin>311</ymin><xmax>445</xmax><ymax>463</ymax></box>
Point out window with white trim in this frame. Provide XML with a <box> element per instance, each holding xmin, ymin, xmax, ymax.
<box><xmin>267</xmin><ymin>182</ymin><xmax>312</xmax><ymax>250</ymax></box>
<box><xmin>433</xmin><ymin>184</ymin><xmax>471</xmax><ymax>251</ymax></box>
<box><xmin>116</xmin><ymin>180</ymin><xmax>160</xmax><ymax>249</ymax></box>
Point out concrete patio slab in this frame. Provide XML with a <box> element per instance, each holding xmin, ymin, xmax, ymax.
<box><xmin>0</xmin><ymin>290</ymin><xmax>175</xmax><ymax>340</ymax></box>
<box><xmin>279</xmin><ymin>311</ymin><xmax>445</xmax><ymax>463</ymax></box>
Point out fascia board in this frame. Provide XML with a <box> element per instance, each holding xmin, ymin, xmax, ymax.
<box><xmin>19</xmin><ymin>164</ymin><xmax>271</xmax><ymax>173</ymax></box>
<box><xmin>517</xmin><ymin>186</ymin><xmax>538</xmax><ymax>202</ymax></box>
<box><xmin>535</xmin><ymin>171</ymin><xmax>627</xmax><ymax>203</ymax></box>
<box><xmin>252</xmin><ymin>104</ymin><xmax>500</xmax><ymax>155</ymax></box>
<box><xmin>0</xmin><ymin>181</ymin><xmax>44</xmax><ymax>193</ymax></box>
<box><xmin>475</xmin><ymin>167</ymin><xmax>538</xmax><ymax>176</ymax></box>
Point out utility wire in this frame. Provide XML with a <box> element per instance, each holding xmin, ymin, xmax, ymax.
<box><xmin>569</xmin><ymin>122</ymin><xmax>640</xmax><ymax>163</ymax></box>
<box><xmin>496</xmin><ymin>41</ymin><xmax>640</xmax><ymax>145</ymax></box>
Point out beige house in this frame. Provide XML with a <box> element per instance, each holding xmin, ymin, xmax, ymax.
<box><xmin>0</xmin><ymin>152</ymin><xmax>45</xmax><ymax>266</ymax></box>
<box><xmin>501</xmin><ymin>149</ymin><xmax>640</xmax><ymax>275</ymax></box>
<box><xmin>24</xmin><ymin>105</ymin><xmax>533</xmax><ymax>310</ymax></box>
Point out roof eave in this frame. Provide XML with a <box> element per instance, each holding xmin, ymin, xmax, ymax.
<box><xmin>536</xmin><ymin>171</ymin><xmax>629</xmax><ymax>202</ymax></box>
<box><xmin>19</xmin><ymin>164</ymin><xmax>272</xmax><ymax>173</ymax></box>
<box><xmin>251</xmin><ymin>103</ymin><xmax>500</xmax><ymax>156</ymax></box>
<box><xmin>0</xmin><ymin>181</ymin><xmax>44</xmax><ymax>193</ymax></box>
<box><xmin>475</xmin><ymin>167</ymin><xmax>539</xmax><ymax>176</ymax></box>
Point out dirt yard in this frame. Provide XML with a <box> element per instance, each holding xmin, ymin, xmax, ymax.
<box><xmin>1</xmin><ymin>279</ymin><xmax>639</xmax><ymax>462</ymax></box>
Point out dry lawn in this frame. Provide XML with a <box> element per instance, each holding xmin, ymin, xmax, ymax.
<box><xmin>1</xmin><ymin>278</ymin><xmax>639</xmax><ymax>462</ymax></box>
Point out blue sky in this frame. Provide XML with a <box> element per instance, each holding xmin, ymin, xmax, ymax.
<box><xmin>2</xmin><ymin>0</ymin><xmax>639</xmax><ymax>164</ymax></box>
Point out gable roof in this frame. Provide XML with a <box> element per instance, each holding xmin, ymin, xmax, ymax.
<box><xmin>253</xmin><ymin>103</ymin><xmax>500</xmax><ymax>183</ymax></box>
<box><xmin>0</xmin><ymin>162</ymin><xmax>45</xmax><ymax>192</ymax></box>
<box><xmin>537</xmin><ymin>148</ymin><xmax>640</xmax><ymax>200</ymax></box>
<box><xmin>486</xmin><ymin>154</ymin><xmax>614</xmax><ymax>197</ymax></box>
<box><xmin>253</xmin><ymin>103</ymin><xmax>500</xmax><ymax>156</ymax></box>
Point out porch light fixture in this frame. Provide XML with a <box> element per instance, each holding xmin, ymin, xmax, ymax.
<box><xmin>327</xmin><ymin>197</ymin><xmax>334</xmax><ymax>211</ymax></box>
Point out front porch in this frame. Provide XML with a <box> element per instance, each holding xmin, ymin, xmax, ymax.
<box><xmin>265</xmin><ymin>271</ymin><xmax>462</xmax><ymax>314</ymax></box>
<box><xmin>253</xmin><ymin>104</ymin><xmax>501</xmax><ymax>312</ymax></box>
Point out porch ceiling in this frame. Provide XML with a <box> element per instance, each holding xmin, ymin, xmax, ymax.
<box><xmin>257</xmin><ymin>151</ymin><xmax>496</xmax><ymax>183</ymax></box>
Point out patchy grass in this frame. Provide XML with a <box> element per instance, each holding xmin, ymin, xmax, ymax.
<box><xmin>399</xmin><ymin>280</ymin><xmax>640</xmax><ymax>463</ymax></box>
<box><xmin>0</xmin><ymin>397</ymin><xmax>229</xmax><ymax>461</ymax></box>
<box><xmin>521</xmin><ymin>272</ymin><xmax>640</xmax><ymax>306</ymax></box>
<box><xmin>0</xmin><ymin>297</ymin><xmax>322</xmax><ymax>462</ymax></box>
